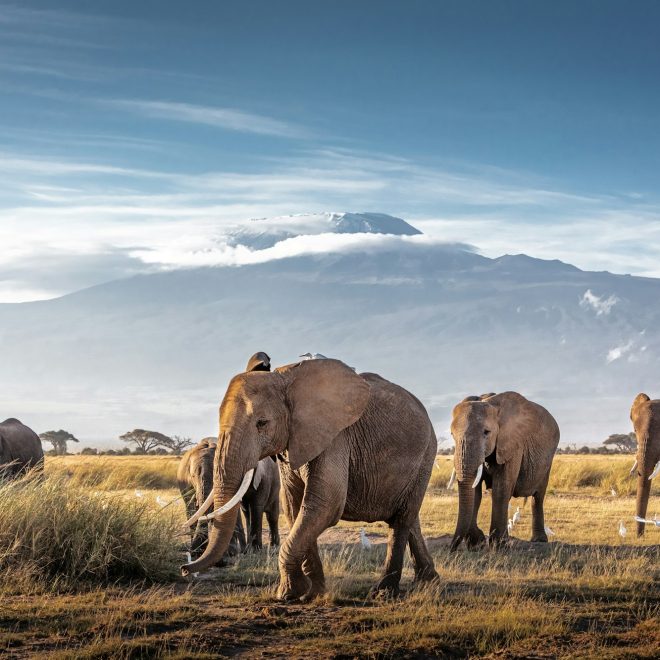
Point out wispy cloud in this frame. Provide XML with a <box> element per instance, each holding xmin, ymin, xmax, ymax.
<box><xmin>106</xmin><ymin>99</ymin><xmax>311</xmax><ymax>139</ymax></box>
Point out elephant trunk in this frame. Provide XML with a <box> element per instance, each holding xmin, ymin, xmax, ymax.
<box><xmin>451</xmin><ymin>479</ymin><xmax>476</xmax><ymax>550</ymax></box>
<box><xmin>181</xmin><ymin>432</ymin><xmax>256</xmax><ymax>576</ymax></box>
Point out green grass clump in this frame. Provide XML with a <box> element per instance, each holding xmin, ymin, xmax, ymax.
<box><xmin>0</xmin><ymin>473</ymin><xmax>182</xmax><ymax>589</ymax></box>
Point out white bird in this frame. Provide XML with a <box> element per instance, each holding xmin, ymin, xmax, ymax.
<box><xmin>544</xmin><ymin>525</ymin><xmax>555</xmax><ymax>536</ymax></box>
<box><xmin>610</xmin><ymin>488</ymin><xmax>617</xmax><ymax>497</ymax></box>
<box><xmin>299</xmin><ymin>352</ymin><xmax>328</xmax><ymax>360</ymax></box>
<box><xmin>507</xmin><ymin>519</ymin><xmax>513</xmax><ymax>533</ymax></box>
<box><xmin>634</xmin><ymin>516</ymin><xmax>660</xmax><ymax>528</ymax></box>
<box><xmin>618</xmin><ymin>520</ymin><xmax>627</xmax><ymax>538</ymax></box>
<box><xmin>359</xmin><ymin>528</ymin><xmax>372</xmax><ymax>549</ymax></box>
<box><xmin>156</xmin><ymin>495</ymin><xmax>168</xmax><ymax>508</ymax></box>
<box><xmin>512</xmin><ymin>507</ymin><xmax>521</xmax><ymax>525</ymax></box>
<box><xmin>184</xmin><ymin>552</ymin><xmax>199</xmax><ymax>578</ymax></box>
<box><xmin>135</xmin><ymin>489</ymin><xmax>143</xmax><ymax>498</ymax></box>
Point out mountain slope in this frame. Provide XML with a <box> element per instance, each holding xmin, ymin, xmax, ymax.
<box><xmin>0</xmin><ymin>215</ymin><xmax>657</xmax><ymax>447</ymax></box>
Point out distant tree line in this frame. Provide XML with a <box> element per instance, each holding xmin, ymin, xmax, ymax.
<box><xmin>39</xmin><ymin>427</ymin><xmax>196</xmax><ymax>456</ymax></box>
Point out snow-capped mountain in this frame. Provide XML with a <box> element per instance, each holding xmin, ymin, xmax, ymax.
<box><xmin>226</xmin><ymin>212</ymin><xmax>421</xmax><ymax>249</ymax></box>
<box><xmin>1</xmin><ymin>212</ymin><xmax>658</xmax><ymax>448</ymax></box>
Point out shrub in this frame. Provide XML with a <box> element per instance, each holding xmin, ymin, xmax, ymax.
<box><xmin>0</xmin><ymin>473</ymin><xmax>182</xmax><ymax>588</ymax></box>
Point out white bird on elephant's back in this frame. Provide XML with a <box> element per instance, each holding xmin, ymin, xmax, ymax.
<box><xmin>299</xmin><ymin>352</ymin><xmax>328</xmax><ymax>360</ymax></box>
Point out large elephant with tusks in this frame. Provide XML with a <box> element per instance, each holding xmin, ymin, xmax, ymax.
<box><xmin>0</xmin><ymin>418</ymin><xmax>44</xmax><ymax>479</ymax></box>
<box><xmin>181</xmin><ymin>358</ymin><xmax>439</xmax><ymax>601</ymax></box>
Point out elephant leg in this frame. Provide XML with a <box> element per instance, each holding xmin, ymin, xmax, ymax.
<box><xmin>266</xmin><ymin>502</ymin><xmax>280</xmax><ymax>547</ymax></box>
<box><xmin>467</xmin><ymin>481</ymin><xmax>486</xmax><ymax>549</ymax></box>
<box><xmin>408</xmin><ymin>516</ymin><xmax>438</xmax><ymax>583</ymax></box>
<box><xmin>372</xmin><ymin>522</ymin><xmax>410</xmax><ymax>597</ymax></box>
<box><xmin>249</xmin><ymin>504</ymin><xmax>264</xmax><ymax>550</ymax></box>
<box><xmin>277</xmin><ymin>458</ymin><xmax>346</xmax><ymax>603</ymax></box>
<box><xmin>530</xmin><ymin>473</ymin><xmax>550</xmax><ymax>543</ymax></box>
<box><xmin>227</xmin><ymin>511</ymin><xmax>246</xmax><ymax>556</ymax></box>
<box><xmin>489</xmin><ymin>471</ymin><xmax>515</xmax><ymax>548</ymax></box>
<box><xmin>301</xmin><ymin>541</ymin><xmax>325</xmax><ymax>602</ymax></box>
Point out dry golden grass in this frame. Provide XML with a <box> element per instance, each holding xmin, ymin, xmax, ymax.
<box><xmin>0</xmin><ymin>453</ymin><xmax>658</xmax><ymax>659</ymax></box>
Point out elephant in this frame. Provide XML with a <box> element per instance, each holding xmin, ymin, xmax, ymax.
<box><xmin>178</xmin><ymin>438</ymin><xmax>246</xmax><ymax>560</ymax></box>
<box><xmin>0</xmin><ymin>418</ymin><xmax>44</xmax><ymax>479</ymax></box>
<box><xmin>629</xmin><ymin>393</ymin><xmax>660</xmax><ymax>536</ymax></box>
<box><xmin>242</xmin><ymin>455</ymin><xmax>281</xmax><ymax>550</ymax></box>
<box><xmin>449</xmin><ymin>392</ymin><xmax>559</xmax><ymax>550</ymax></box>
<box><xmin>181</xmin><ymin>358</ymin><xmax>439</xmax><ymax>601</ymax></box>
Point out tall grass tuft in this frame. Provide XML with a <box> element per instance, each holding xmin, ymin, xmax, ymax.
<box><xmin>0</xmin><ymin>473</ymin><xmax>182</xmax><ymax>589</ymax></box>
<box><xmin>46</xmin><ymin>455</ymin><xmax>179</xmax><ymax>490</ymax></box>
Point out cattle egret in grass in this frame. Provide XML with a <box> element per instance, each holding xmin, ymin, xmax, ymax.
<box><xmin>360</xmin><ymin>528</ymin><xmax>372</xmax><ymax>549</ymax></box>
<box><xmin>634</xmin><ymin>516</ymin><xmax>660</xmax><ymax>528</ymax></box>
<box><xmin>299</xmin><ymin>352</ymin><xmax>328</xmax><ymax>360</ymax></box>
<box><xmin>512</xmin><ymin>507</ymin><xmax>521</xmax><ymax>525</ymax></box>
<box><xmin>507</xmin><ymin>519</ymin><xmax>513</xmax><ymax>533</ymax></box>
<box><xmin>544</xmin><ymin>526</ymin><xmax>555</xmax><ymax>536</ymax></box>
<box><xmin>156</xmin><ymin>495</ymin><xmax>167</xmax><ymax>508</ymax></box>
<box><xmin>618</xmin><ymin>520</ymin><xmax>627</xmax><ymax>538</ymax></box>
<box><xmin>610</xmin><ymin>488</ymin><xmax>617</xmax><ymax>497</ymax></box>
<box><xmin>185</xmin><ymin>552</ymin><xmax>199</xmax><ymax>578</ymax></box>
<box><xmin>135</xmin><ymin>489</ymin><xmax>143</xmax><ymax>498</ymax></box>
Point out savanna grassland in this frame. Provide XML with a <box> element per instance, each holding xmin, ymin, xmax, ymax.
<box><xmin>0</xmin><ymin>455</ymin><xmax>658</xmax><ymax>659</ymax></box>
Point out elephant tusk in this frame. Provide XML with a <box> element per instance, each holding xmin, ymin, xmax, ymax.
<box><xmin>181</xmin><ymin>491</ymin><xmax>214</xmax><ymax>530</ymax></box>
<box><xmin>472</xmin><ymin>464</ymin><xmax>483</xmax><ymax>488</ymax></box>
<box><xmin>202</xmin><ymin>468</ymin><xmax>255</xmax><ymax>521</ymax></box>
<box><xmin>649</xmin><ymin>461</ymin><xmax>660</xmax><ymax>480</ymax></box>
<box><xmin>447</xmin><ymin>468</ymin><xmax>456</xmax><ymax>490</ymax></box>
<box><xmin>629</xmin><ymin>459</ymin><xmax>638</xmax><ymax>476</ymax></box>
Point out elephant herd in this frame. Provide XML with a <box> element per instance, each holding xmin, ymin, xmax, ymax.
<box><xmin>1</xmin><ymin>352</ymin><xmax>659</xmax><ymax>602</ymax></box>
<box><xmin>177</xmin><ymin>352</ymin><xmax>660</xmax><ymax>601</ymax></box>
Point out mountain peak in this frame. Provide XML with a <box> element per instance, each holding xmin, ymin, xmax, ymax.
<box><xmin>227</xmin><ymin>212</ymin><xmax>422</xmax><ymax>249</ymax></box>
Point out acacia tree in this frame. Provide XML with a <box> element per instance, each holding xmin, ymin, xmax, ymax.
<box><xmin>39</xmin><ymin>430</ymin><xmax>80</xmax><ymax>455</ymax></box>
<box><xmin>603</xmin><ymin>432</ymin><xmax>637</xmax><ymax>453</ymax></box>
<box><xmin>163</xmin><ymin>435</ymin><xmax>195</xmax><ymax>455</ymax></box>
<box><xmin>119</xmin><ymin>429</ymin><xmax>173</xmax><ymax>454</ymax></box>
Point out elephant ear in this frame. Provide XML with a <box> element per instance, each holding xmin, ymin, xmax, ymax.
<box><xmin>282</xmin><ymin>359</ymin><xmax>371</xmax><ymax>470</ymax></box>
<box><xmin>252</xmin><ymin>459</ymin><xmax>265</xmax><ymax>490</ymax></box>
<box><xmin>631</xmin><ymin>393</ymin><xmax>651</xmax><ymax>421</ymax></box>
<box><xmin>490</xmin><ymin>394</ymin><xmax>531</xmax><ymax>465</ymax></box>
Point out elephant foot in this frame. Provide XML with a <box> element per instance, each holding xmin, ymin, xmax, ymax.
<box><xmin>449</xmin><ymin>534</ymin><xmax>463</xmax><ymax>552</ymax></box>
<box><xmin>300</xmin><ymin>583</ymin><xmax>325</xmax><ymax>603</ymax></box>
<box><xmin>530</xmin><ymin>533</ymin><xmax>548</xmax><ymax>543</ymax></box>
<box><xmin>466</xmin><ymin>528</ymin><xmax>486</xmax><ymax>550</ymax></box>
<box><xmin>370</xmin><ymin>575</ymin><xmax>401</xmax><ymax>599</ymax></box>
<box><xmin>487</xmin><ymin>532</ymin><xmax>509</xmax><ymax>550</ymax></box>
<box><xmin>276</xmin><ymin>573</ymin><xmax>310</xmax><ymax>602</ymax></box>
<box><xmin>413</xmin><ymin>566</ymin><xmax>440</xmax><ymax>584</ymax></box>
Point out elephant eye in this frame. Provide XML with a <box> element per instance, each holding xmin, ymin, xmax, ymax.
<box><xmin>256</xmin><ymin>419</ymin><xmax>269</xmax><ymax>430</ymax></box>
<box><xmin>484</xmin><ymin>429</ymin><xmax>490</xmax><ymax>435</ymax></box>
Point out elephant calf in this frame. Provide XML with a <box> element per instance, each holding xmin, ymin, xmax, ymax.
<box><xmin>630</xmin><ymin>393</ymin><xmax>660</xmax><ymax>536</ymax></box>
<box><xmin>449</xmin><ymin>392</ymin><xmax>559</xmax><ymax>549</ymax></box>
<box><xmin>0</xmin><ymin>418</ymin><xmax>44</xmax><ymax>479</ymax></box>
<box><xmin>178</xmin><ymin>438</ymin><xmax>246</xmax><ymax>560</ymax></box>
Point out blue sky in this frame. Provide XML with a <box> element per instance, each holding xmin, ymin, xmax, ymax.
<box><xmin>1</xmin><ymin>1</ymin><xmax>660</xmax><ymax>301</ymax></box>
